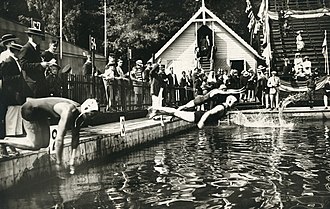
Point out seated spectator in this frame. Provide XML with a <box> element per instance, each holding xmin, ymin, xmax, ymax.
<box><xmin>282</xmin><ymin>57</ymin><xmax>293</xmax><ymax>80</ymax></box>
<box><xmin>283</xmin><ymin>19</ymin><xmax>292</xmax><ymax>37</ymax></box>
<box><xmin>303</xmin><ymin>56</ymin><xmax>312</xmax><ymax>75</ymax></box>
<box><xmin>294</xmin><ymin>53</ymin><xmax>303</xmax><ymax>74</ymax></box>
<box><xmin>295</xmin><ymin>65</ymin><xmax>306</xmax><ymax>81</ymax></box>
<box><xmin>296</xmin><ymin>30</ymin><xmax>305</xmax><ymax>51</ymax></box>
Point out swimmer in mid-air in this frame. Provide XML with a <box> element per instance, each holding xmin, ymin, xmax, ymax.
<box><xmin>0</xmin><ymin>97</ymin><xmax>98</xmax><ymax>174</ymax></box>
<box><xmin>149</xmin><ymin>95</ymin><xmax>237</xmax><ymax>128</ymax></box>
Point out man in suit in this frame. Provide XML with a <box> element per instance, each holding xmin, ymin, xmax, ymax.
<box><xmin>19</xmin><ymin>26</ymin><xmax>52</xmax><ymax>98</ymax></box>
<box><xmin>167</xmin><ymin>67</ymin><xmax>178</xmax><ymax>107</ymax></box>
<box><xmin>0</xmin><ymin>34</ymin><xmax>23</xmax><ymax>157</ymax></box>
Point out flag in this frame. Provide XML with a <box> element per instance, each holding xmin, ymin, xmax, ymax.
<box><xmin>323</xmin><ymin>30</ymin><xmax>329</xmax><ymax>75</ymax></box>
<box><xmin>323</xmin><ymin>30</ymin><xmax>327</xmax><ymax>58</ymax></box>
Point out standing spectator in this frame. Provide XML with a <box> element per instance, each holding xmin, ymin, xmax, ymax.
<box><xmin>226</xmin><ymin>69</ymin><xmax>240</xmax><ymax>89</ymax></box>
<box><xmin>158</xmin><ymin>65</ymin><xmax>168</xmax><ymax>105</ymax></box>
<box><xmin>200</xmin><ymin>35</ymin><xmax>210</xmax><ymax>59</ymax></box>
<box><xmin>149</xmin><ymin>61</ymin><xmax>166</xmax><ymax>115</ymax></box>
<box><xmin>167</xmin><ymin>67</ymin><xmax>178</xmax><ymax>107</ymax></box>
<box><xmin>82</xmin><ymin>54</ymin><xmax>93</xmax><ymax>76</ymax></box>
<box><xmin>144</xmin><ymin>61</ymin><xmax>152</xmax><ymax>83</ymax></box>
<box><xmin>45</xmin><ymin>64</ymin><xmax>62</xmax><ymax>97</ymax></box>
<box><xmin>41</xmin><ymin>39</ymin><xmax>58</xmax><ymax>62</ymax></box>
<box><xmin>19</xmin><ymin>26</ymin><xmax>50</xmax><ymax>98</ymax></box>
<box><xmin>282</xmin><ymin>57</ymin><xmax>293</xmax><ymax>80</ymax></box>
<box><xmin>130</xmin><ymin>60</ymin><xmax>144</xmax><ymax>109</ymax></box>
<box><xmin>306</xmin><ymin>73</ymin><xmax>316</xmax><ymax>109</ymax></box>
<box><xmin>101</xmin><ymin>57</ymin><xmax>117</xmax><ymax>111</ymax></box>
<box><xmin>115</xmin><ymin>58</ymin><xmax>129</xmax><ymax>110</ymax></box>
<box><xmin>226</xmin><ymin>69</ymin><xmax>240</xmax><ymax>101</ymax></box>
<box><xmin>239</xmin><ymin>70</ymin><xmax>249</xmax><ymax>102</ymax></box>
<box><xmin>296</xmin><ymin>30</ymin><xmax>305</xmax><ymax>52</ymax></box>
<box><xmin>215</xmin><ymin>68</ymin><xmax>228</xmax><ymax>88</ymax></box>
<box><xmin>256</xmin><ymin>68</ymin><xmax>268</xmax><ymax>107</ymax></box>
<box><xmin>267</xmin><ymin>70</ymin><xmax>280</xmax><ymax>110</ymax></box>
<box><xmin>179</xmin><ymin>71</ymin><xmax>190</xmax><ymax>105</ymax></box>
<box><xmin>303</xmin><ymin>56</ymin><xmax>312</xmax><ymax>75</ymax></box>
<box><xmin>116</xmin><ymin>58</ymin><xmax>126</xmax><ymax>79</ymax></box>
<box><xmin>0</xmin><ymin>35</ymin><xmax>23</xmax><ymax>156</ymax></box>
<box><xmin>247</xmin><ymin>68</ymin><xmax>257</xmax><ymax>102</ymax></box>
<box><xmin>324</xmin><ymin>79</ymin><xmax>330</xmax><ymax>109</ymax></box>
<box><xmin>187</xmin><ymin>70</ymin><xmax>194</xmax><ymax>100</ymax></box>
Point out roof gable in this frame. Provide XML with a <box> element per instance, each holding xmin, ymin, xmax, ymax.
<box><xmin>153</xmin><ymin>6</ymin><xmax>263</xmax><ymax>60</ymax></box>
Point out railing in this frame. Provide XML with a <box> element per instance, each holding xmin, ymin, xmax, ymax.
<box><xmin>60</xmin><ymin>74</ymin><xmax>194</xmax><ymax>112</ymax></box>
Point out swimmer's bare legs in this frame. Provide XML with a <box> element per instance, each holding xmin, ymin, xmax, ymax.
<box><xmin>150</xmin><ymin>106</ymin><xmax>195</xmax><ymax>123</ymax></box>
<box><xmin>0</xmin><ymin>118</ymin><xmax>50</xmax><ymax>150</ymax></box>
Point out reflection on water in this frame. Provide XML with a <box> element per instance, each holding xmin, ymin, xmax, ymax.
<box><xmin>2</xmin><ymin>120</ymin><xmax>330</xmax><ymax>208</ymax></box>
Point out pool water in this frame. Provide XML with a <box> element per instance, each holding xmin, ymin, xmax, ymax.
<box><xmin>2</xmin><ymin>119</ymin><xmax>330</xmax><ymax>209</ymax></box>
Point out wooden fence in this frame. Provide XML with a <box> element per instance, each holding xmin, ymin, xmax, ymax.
<box><xmin>60</xmin><ymin>74</ymin><xmax>193</xmax><ymax>112</ymax></box>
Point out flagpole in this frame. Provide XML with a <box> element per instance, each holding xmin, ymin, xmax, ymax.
<box><xmin>104</xmin><ymin>0</ymin><xmax>107</xmax><ymax>57</ymax></box>
<box><xmin>59</xmin><ymin>0</ymin><xmax>63</xmax><ymax>60</ymax></box>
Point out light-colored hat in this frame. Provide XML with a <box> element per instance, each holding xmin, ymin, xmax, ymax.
<box><xmin>80</xmin><ymin>98</ymin><xmax>99</xmax><ymax>114</ymax></box>
<box><xmin>257</xmin><ymin>65</ymin><xmax>266</xmax><ymax>70</ymax></box>
<box><xmin>0</xmin><ymin>34</ymin><xmax>19</xmax><ymax>46</ymax></box>
<box><xmin>10</xmin><ymin>43</ymin><xmax>22</xmax><ymax>51</ymax></box>
<box><xmin>136</xmin><ymin>60</ymin><xmax>143</xmax><ymax>66</ymax></box>
<box><xmin>219</xmin><ymin>84</ymin><xmax>227</xmax><ymax>90</ymax></box>
<box><xmin>108</xmin><ymin>57</ymin><xmax>116</xmax><ymax>66</ymax></box>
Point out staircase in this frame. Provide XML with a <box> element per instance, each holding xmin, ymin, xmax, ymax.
<box><xmin>269</xmin><ymin>0</ymin><xmax>325</xmax><ymax>11</ymax></box>
<box><xmin>200</xmin><ymin>56</ymin><xmax>211</xmax><ymax>72</ymax></box>
<box><xmin>269</xmin><ymin>1</ymin><xmax>330</xmax><ymax>74</ymax></box>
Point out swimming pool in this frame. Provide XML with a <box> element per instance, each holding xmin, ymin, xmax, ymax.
<box><xmin>2</xmin><ymin>119</ymin><xmax>330</xmax><ymax>209</ymax></box>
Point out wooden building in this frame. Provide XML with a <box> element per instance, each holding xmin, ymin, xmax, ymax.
<box><xmin>151</xmin><ymin>4</ymin><xmax>264</xmax><ymax>77</ymax></box>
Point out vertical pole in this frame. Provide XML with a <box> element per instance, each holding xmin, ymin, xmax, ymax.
<box><xmin>104</xmin><ymin>0</ymin><xmax>107</xmax><ymax>58</ymax></box>
<box><xmin>59</xmin><ymin>0</ymin><xmax>63</xmax><ymax>59</ymax></box>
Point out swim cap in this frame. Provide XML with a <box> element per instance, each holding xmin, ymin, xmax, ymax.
<box><xmin>80</xmin><ymin>98</ymin><xmax>99</xmax><ymax>114</ymax></box>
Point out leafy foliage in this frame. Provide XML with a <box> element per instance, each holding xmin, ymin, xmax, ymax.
<box><xmin>0</xmin><ymin>0</ymin><xmax>258</xmax><ymax>61</ymax></box>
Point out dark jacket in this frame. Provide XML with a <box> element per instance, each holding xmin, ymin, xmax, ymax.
<box><xmin>1</xmin><ymin>56</ymin><xmax>26</xmax><ymax>105</ymax></box>
<box><xmin>19</xmin><ymin>42</ymin><xmax>49</xmax><ymax>98</ymax></box>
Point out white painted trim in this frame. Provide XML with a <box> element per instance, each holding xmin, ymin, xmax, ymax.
<box><xmin>151</xmin><ymin>6</ymin><xmax>264</xmax><ymax>62</ymax></box>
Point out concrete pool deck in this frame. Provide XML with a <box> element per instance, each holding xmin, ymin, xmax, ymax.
<box><xmin>0</xmin><ymin>117</ymin><xmax>195</xmax><ymax>191</ymax></box>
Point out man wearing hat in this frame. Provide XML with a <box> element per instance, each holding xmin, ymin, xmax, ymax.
<box><xmin>100</xmin><ymin>57</ymin><xmax>117</xmax><ymax>111</ymax></box>
<box><xmin>0</xmin><ymin>34</ymin><xmax>25</xmax><ymax>157</ymax></box>
<box><xmin>267</xmin><ymin>70</ymin><xmax>280</xmax><ymax>110</ymax></box>
<box><xmin>19</xmin><ymin>25</ymin><xmax>51</xmax><ymax>98</ymax></box>
<box><xmin>130</xmin><ymin>59</ymin><xmax>144</xmax><ymax>109</ymax></box>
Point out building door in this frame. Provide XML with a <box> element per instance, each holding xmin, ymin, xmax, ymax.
<box><xmin>230</xmin><ymin>60</ymin><xmax>245</xmax><ymax>75</ymax></box>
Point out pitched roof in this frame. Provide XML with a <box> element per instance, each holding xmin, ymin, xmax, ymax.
<box><xmin>153</xmin><ymin>5</ymin><xmax>263</xmax><ymax>60</ymax></box>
